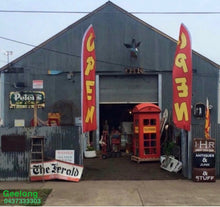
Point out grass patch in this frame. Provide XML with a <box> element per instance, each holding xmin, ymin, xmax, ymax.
<box><xmin>0</xmin><ymin>189</ymin><xmax>52</xmax><ymax>206</ymax></box>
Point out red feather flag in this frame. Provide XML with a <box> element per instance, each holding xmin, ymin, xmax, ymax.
<box><xmin>81</xmin><ymin>25</ymin><xmax>97</xmax><ymax>133</ymax></box>
<box><xmin>172</xmin><ymin>24</ymin><xmax>192</xmax><ymax>131</ymax></box>
<box><xmin>205</xmin><ymin>98</ymin><xmax>211</xmax><ymax>139</ymax></box>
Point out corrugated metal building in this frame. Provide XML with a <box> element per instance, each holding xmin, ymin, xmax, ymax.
<box><xmin>0</xmin><ymin>1</ymin><xmax>220</xmax><ymax>180</ymax></box>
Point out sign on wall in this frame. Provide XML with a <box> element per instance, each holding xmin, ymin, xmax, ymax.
<box><xmin>30</xmin><ymin>160</ymin><xmax>83</xmax><ymax>182</ymax></box>
<box><xmin>14</xmin><ymin>119</ymin><xmax>25</xmax><ymax>127</ymax></box>
<box><xmin>55</xmin><ymin>150</ymin><xmax>75</xmax><ymax>164</ymax></box>
<box><xmin>33</xmin><ymin>80</ymin><xmax>43</xmax><ymax>89</ymax></box>
<box><xmin>192</xmin><ymin>138</ymin><xmax>216</xmax><ymax>182</ymax></box>
<box><xmin>193</xmin><ymin>138</ymin><xmax>215</xmax><ymax>153</ymax></box>
<box><xmin>9</xmin><ymin>91</ymin><xmax>45</xmax><ymax>109</ymax></box>
<box><xmin>193</xmin><ymin>152</ymin><xmax>215</xmax><ymax>168</ymax></box>
<box><xmin>192</xmin><ymin>168</ymin><xmax>215</xmax><ymax>182</ymax></box>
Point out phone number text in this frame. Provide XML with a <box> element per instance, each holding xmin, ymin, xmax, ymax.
<box><xmin>4</xmin><ymin>198</ymin><xmax>41</xmax><ymax>205</ymax></box>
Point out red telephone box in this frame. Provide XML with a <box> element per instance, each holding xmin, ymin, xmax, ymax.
<box><xmin>132</xmin><ymin>103</ymin><xmax>161</xmax><ymax>162</ymax></box>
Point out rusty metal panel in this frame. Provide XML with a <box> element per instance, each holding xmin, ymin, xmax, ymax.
<box><xmin>0</xmin><ymin>151</ymin><xmax>30</xmax><ymax>181</ymax></box>
<box><xmin>1</xmin><ymin>135</ymin><xmax>26</xmax><ymax>152</ymax></box>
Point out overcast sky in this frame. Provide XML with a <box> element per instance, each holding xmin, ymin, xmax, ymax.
<box><xmin>0</xmin><ymin>0</ymin><xmax>219</xmax><ymax>67</ymax></box>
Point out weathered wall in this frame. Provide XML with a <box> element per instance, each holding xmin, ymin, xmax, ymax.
<box><xmin>0</xmin><ymin>126</ymin><xmax>81</xmax><ymax>181</ymax></box>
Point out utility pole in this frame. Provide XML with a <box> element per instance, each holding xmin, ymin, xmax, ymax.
<box><xmin>0</xmin><ymin>50</ymin><xmax>12</xmax><ymax>127</ymax></box>
<box><xmin>4</xmin><ymin>51</ymin><xmax>13</xmax><ymax>64</ymax></box>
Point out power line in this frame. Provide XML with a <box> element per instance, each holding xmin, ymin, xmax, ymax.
<box><xmin>0</xmin><ymin>35</ymin><xmax>218</xmax><ymax>77</ymax></box>
<box><xmin>0</xmin><ymin>36</ymin><xmax>136</xmax><ymax>70</ymax></box>
<box><xmin>0</xmin><ymin>10</ymin><xmax>220</xmax><ymax>15</ymax></box>
<box><xmin>0</xmin><ymin>36</ymin><xmax>81</xmax><ymax>58</ymax></box>
<box><xmin>132</xmin><ymin>11</ymin><xmax>220</xmax><ymax>15</ymax></box>
<box><xmin>0</xmin><ymin>10</ymin><xmax>89</xmax><ymax>14</ymax></box>
<box><xmin>0</xmin><ymin>36</ymin><xmax>178</xmax><ymax>72</ymax></box>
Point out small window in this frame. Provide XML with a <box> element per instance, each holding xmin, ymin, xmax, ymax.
<box><xmin>144</xmin><ymin>133</ymin><xmax>150</xmax><ymax>140</ymax></box>
<box><xmin>151</xmin><ymin>148</ymin><xmax>156</xmax><ymax>154</ymax></box>
<box><xmin>150</xmin><ymin>119</ymin><xmax>156</xmax><ymax>125</ymax></box>
<box><xmin>144</xmin><ymin>141</ymin><xmax>149</xmax><ymax>147</ymax></box>
<box><xmin>151</xmin><ymin>133</ymin><xmax>156</xmax><ymax>139</ymax></box>
<box><xmin>151</xmin><ymin>141</ymin><xmax>156</xmax><ymax>146</ymax></box>
<box><xmin>143</xmin><ymin>119</ymin><xmax>149</xmax><ymax>125</ymax></box>
<box><xmin>144</xmin><ymin>149</ymin><xmax>150</xmax><ymax>155</ymax></box>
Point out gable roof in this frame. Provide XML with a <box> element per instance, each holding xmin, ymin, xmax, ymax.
<box><xmin>1</xmin><ymin>1</ymin><xmax>219</xmax><ymax>71</ymax></box>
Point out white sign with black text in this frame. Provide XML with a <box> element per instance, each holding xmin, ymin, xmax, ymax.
<box><xmin>30</xmin><ymin>160</ymin><xmax>83</xmax><ymax>182</ymax></box>
<box><xmin>55</xmin><ymin>150</ymin><xmax>75</xmax><ymax>164</ymax></box>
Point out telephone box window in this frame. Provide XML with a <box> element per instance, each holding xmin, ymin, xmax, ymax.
<box><xmin>150</xmin><ymin>119</ymin><xmax>156</xmax><ymax>125</ymax></box>
<box><xmin>151</xmin><ymin>133</ymin><xmax>156</xmax><ymax>139</ymax></box>
<box><xmin>144</xmin><ymin>133</ymin><xmax>150</xmax><ymax>140</ymax></box>
<box><xmin>143</xmin><ymin>119</ymin><xmax>149</xmax><ymax>125</ymax></box>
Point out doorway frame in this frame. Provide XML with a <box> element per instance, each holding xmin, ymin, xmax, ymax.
<box><xmin>95</xmin><ymin>74</ymin><xmax>162</xmax><ymax>150</ymax></box>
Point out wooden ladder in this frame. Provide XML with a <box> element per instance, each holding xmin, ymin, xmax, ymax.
<box><xmin>29</xmin><ymin>136</ymin><xmax>45</xmax><ymax>181</ymax></box>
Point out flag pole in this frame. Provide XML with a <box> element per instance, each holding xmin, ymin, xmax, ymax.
<box><xmin>181</xmin><ymin>128</ymin><xmax>192</xmax><ymax>179</ymax></box>
<box><xmin>181</xmin><ymin>129</ymin><xmax>188</xmax><ymax>177</ymax></box>
<box><xmin>205</xmin><ymin>97</ymin><xmax>211</xmax><ymax>139</ymax></box>
<box><xmin>187</xmin><ymin>127</ymin><xmax>192</xmax><ymax>179</ymax></box>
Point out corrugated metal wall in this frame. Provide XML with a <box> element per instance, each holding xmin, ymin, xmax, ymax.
<box><xmin>0</xmin><ymin>126</ymin><xmax>81</xmax><ymax>181</ymax></box>
<box><xmin>99</xmin><ymin>75</ymin><xmax>158</xmax><ymax>103</ymax></box>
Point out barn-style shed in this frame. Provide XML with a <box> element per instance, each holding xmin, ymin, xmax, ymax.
<box><xmin>0</xmin><ymin>1</ymin><xmax>220</xmax><ymax>180</ymax></box>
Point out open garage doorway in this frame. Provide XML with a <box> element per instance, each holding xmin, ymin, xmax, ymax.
<box><xmin>82</xmin><ymin>103</ymin><xmax>184</xmax><ymax>180</ymax></box>
<box><xmin>99</xmin><ymin>103</ymin><xmax>136</xmax><ymax>152</ymax></box>
<box><xmin>99</xmin><ymin>104</ymin><xmax>135</xmax><ymax>133</ymax></box>
<box><xmin>82</xmin><ymin>75</ymin><xmax>183</xmax><ymax>180</ymax></box>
